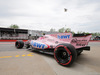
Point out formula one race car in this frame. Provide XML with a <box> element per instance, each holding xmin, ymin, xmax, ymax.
<box><xmin>15</xmin><ymin>33</ymin><xmax>92</xmax><ymax>66</ymax></box>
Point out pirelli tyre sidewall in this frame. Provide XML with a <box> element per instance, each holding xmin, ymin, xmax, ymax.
<box><xmin>15</xmin><ymin>40</ymin><xmax>24</xmax><ymax>49</ymax></box>
<box><xmin>54</xmin><ymin>43</ymin><xmax>77</xmax><ymax>66</ymax></box>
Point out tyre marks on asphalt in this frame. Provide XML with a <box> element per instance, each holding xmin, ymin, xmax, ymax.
<box><xmin>0</xmin><ymin>53</ymin><xmax>33</xmax><ymax>59</ymax></box>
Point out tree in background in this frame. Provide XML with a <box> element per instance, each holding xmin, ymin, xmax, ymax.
<box><xmin>65</xmin><ymin>28</ymin><xmax>71</xmax><ymax>33</ymax></box>
<box><xmin>77</xmin><ymin>31</ymin><xmax>83</xmax><ymax>34</ymax></box>
<box><xmin>77</xmin><ymin>31</ymin><xmax>91</xmax><ymax>35</ymax></box>
<box><xmin>58</xmin><ymin>27</ymin><xmax>72</xmax><ymax>33</ymax></box>
<box><xmin>58</xmin><ymin>27</ymin><xmax>100</xmax><ymax>38</ymax></box>
<box><xmin>58</xmin><ymin>27</ymin><xmax>65</xmax><ymax>33</ymax></box>
<box><xmin>71</xmin><ymin>31</ymin><xmax>75</xmax><ymax>34</ymax></box>
<box><xmin>92</xmin><ymin>32</ymin><xmax>100</xmax><ymax>37</ymax></box>
<box><xmin>50</xmin><ymin>28</ymin><xmax>56</xmax><ymax>32</ymax></box>
<box><xmin>77</xmin><ymin>31</ymin><xmax>100</xmax><ymax>37</ymax></box>
<box><xmin>9</xmin><ymin>24</ymin><xmax>19</xmax><ymax>29</ymax></box>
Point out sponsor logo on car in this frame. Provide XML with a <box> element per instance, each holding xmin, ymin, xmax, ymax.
<box><xmin>57</xmin><ymin>35</ymin><xmax>70</xmax><ymax>39</ymax></box>
<box><xmin>31</xmin><ymin>41</ymin><xmax>47</xmax><ymax>49</ymax></box>
<box><xmin>71</xmin><ymin>38</ymin><xmax>87</xmax><ymax>46</ymax></box>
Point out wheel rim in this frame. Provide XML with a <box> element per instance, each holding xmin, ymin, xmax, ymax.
<box><xmin>16</xmin><ymin>42</ymin><xmax>20</xmax><ymax>48</ymax></box>
<box><xmin>55</xmin><ymin>47</ymin><xmax>71</xmax><ymax>64</ymax></box>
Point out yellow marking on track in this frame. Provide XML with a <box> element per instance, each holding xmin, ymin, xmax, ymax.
<box><xmin>22</xmin><ymin>55</ymin><xmax>25</xmax><ymax>57</ymax></box>
<box><xmin>0</xmin><ymin>56</ymin><xmax>12</xmax><ymax>58</ymax></box>
<box><xmin>15</xmin><ymin>55</ymin><xmax>20</xmax><ymax>57</ymax></box>
<box><xmin>27</xmin><ymin>53</ymin><xmax>33</xmax><ymax>56</ymax></box>
<box><xmin>0</xmin><ymin>53</ymin><xmax>34</xmax><ymax>59</ymax></box>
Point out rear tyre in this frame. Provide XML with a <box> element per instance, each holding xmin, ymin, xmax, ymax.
<box><xmin>15</xmin><ymin>40</ymin><xmax>24</xmax><ymax>49</ymax></box>
<box><xmin>54</xmin><ymin>43</ymin><xmax>77</xmax><ymax>66</ymax></box>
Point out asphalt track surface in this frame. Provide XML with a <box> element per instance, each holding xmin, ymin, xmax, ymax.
<box><xmin>0</xmin><ymin>42</ymin><xmax>100</xmax><ymax>75</ymax></box>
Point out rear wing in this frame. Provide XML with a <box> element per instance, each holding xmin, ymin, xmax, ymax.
<box><xmin>71</xmin><ymin>34</ymin><xmax>92</xmax><ymax>49</ymax></box>
<box><xmin>50</xmin><ymin>33</ymin><xmax>92</xmax><ymax>49</ymax></box>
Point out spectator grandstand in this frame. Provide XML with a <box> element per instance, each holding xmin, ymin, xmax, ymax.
<box><xmin>0</xmin><ymin>27</ymin><xmax>28</xmax><ymax>40</ymax></box>
<box><xmin>0</xmin><ymin>27</ymin><xmax>59</xmax><ymax>40</ymax></box>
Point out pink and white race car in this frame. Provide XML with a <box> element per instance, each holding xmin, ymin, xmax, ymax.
<box><xmin>15</xmin><ymin>33</ymin><xmax>92</xmax><ymax>66</ymax></box>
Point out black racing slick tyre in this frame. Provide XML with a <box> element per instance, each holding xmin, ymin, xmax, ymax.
<box><xmin>15</xmin><ymin>40</ymin><xmax>24</xmax><ymax>49</ymax></box>
<box><xmin>54</xmin><ymin>43</ymin><xmax>77</xmax><ymax>66</ymax></box>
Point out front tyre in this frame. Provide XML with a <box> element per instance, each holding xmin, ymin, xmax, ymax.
<box><xmin>15</xmin><ymin>40</ymin><xmax>24</xmax><ymax>49</ymax></box>
<box><xmin>54</xmin><ymin>44</ymin><xmax>77</xmax><ymax>66</ymax></box>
